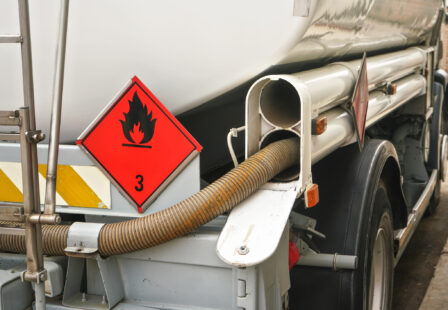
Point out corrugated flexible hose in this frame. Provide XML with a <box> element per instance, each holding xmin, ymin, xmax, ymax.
<box><xmin>0</xmin><ymin>138</ymin><xmax>299</xmax><ymax>256</ymax></box>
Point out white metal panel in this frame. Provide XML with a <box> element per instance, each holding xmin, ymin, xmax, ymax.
<box><xmin>0</xmin><ymin>143</ymin><xmax>200</xmax><ymax>217</ymax></box>
<box><xmin>217</xmin><ymin>188</ymin><xmax>297</xmax><ymax>267</ymax></box>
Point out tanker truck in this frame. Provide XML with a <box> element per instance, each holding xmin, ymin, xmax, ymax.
<box><xmin>0</xmin><ymin>0</ymin><xmax>446</xmax><ymax>309</ymax></box>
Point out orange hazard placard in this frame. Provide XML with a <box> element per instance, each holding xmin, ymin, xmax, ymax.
<box><xmin>77</xmin><ymin>76</ymin><xmax>202</xmax><ymax>213</ymax></box>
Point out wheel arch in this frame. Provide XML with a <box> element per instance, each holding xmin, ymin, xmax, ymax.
<box><xmin>380</xmin><ymin>152</ymin><xmax>408</xmax><ymax>229</ymax></box>
<box><xmin>289</xmin><ymin>139</ymin><xmax>407</xmax><ymax>309</ymax></box>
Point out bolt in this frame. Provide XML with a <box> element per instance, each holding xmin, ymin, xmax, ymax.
<box><xmin>54</xmin><ymin>214</ymin><xmax>62</xmax><ymax>224</ymax></box>
<box><xmin>237</xmin><ymin>245</ymin><xmax>249</xmax><ymax>255</ymax></box>
<box><xmin>40</xmin><ymin>273</ymin><xmax>45</xmax><ymax>281</ymax></box>
<box><xmin>81</xmin><ymin>292</ymin><xmax>87</xmax><ymax>302</ymax></box>
<box><xmin>102</xmin><ymin>295</ymin><xmax>107</xmax><ymax>305</ymax></box>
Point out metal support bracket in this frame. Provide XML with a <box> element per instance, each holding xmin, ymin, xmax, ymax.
<box><xmin>62</xmin><ymin>255</ymin><xmax>124</xmax><ymax>309</ymax></box>
<box><xmin>290</xmin><ymin>211</ymin><xmax>326</xmax><ymax>240</ymax></box>
<box><xmin>64</xmin><ymin>222</ymin><xmax>105</xmax><ymax>257</ymax></box>
<box><xmin>245</xmin><ymin>74</ymin><xmax>314</xmax><ymax>198</ymax></box>
<box><xmin>25</xmin><ymin>130</ymin><xmax>45</xmax><ymax>143</ymax></box>
<box><xmin>232</xmin><ymin>227</ymin><xmax>290</xmax><ymax>309</ymax></box>
<box><xmin>21</xmin><ymin>268</ymin><xmax>47</xmax><ymax>284</ymax></box>
<box><xmin>217</xmin><ymin>188</ymin><xmax>297</xmax><ymax>267</ymax></box>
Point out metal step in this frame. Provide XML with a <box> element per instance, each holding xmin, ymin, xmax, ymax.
<box><xmin>0</xmin><ymin>132</ymin><xmax>20</xmax><ymax>142</ymax></box>
<box><xmin>0</xmin><ymin>203</ymin><xmax>24</xmax><ymax>222</ymax></box>
<box><xmin>394</xmin><ymin>169</ymin><xmax>438</xmax><ymax>265</ymax></box>
<box><xmin>0</xmin><ymin>111</ymin><xmax>20</xmax><ymax>126</ymax></box>
<box><xmin>0</xmin><ymin>226</ymin><xmax>25</xmax><ymax>236</ymax></box>
<box><xmin>0</xmin><ymin>35</ymin><xmax>22</xmax><ymax>43</ymax></box>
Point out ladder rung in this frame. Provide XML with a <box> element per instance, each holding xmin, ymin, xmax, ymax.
<box><xmin>0</xmin><ymin>133</ymin><xmax>20</xmax><ymax>142</ymax></box>
<box><xmin>0</xmin><ymin>226</ymin><xmax>25</xmax><ymax>236</ymax></box>
<box><xmin>0</xmin><ymin>35</ymin><xmax>22</xmax><ymax>43</ymax></box>
<box><xmin>0</xmin><ymin>111</ymin><xmax>20</xmax><ymax>126</ymax></box>
<box><xmin>0</xmin><ymin>203</ymin><xmax>24</xmax><ymax>222</ymax></box>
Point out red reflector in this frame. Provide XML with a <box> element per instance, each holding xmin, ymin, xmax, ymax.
<box><xmin>305</xmin><ymin>183</ymin><xmax>319</xmax><ymax>208</ymax></box>
<box><xmin>289</xmin><ymin>241</ymin><xmax>300</xmax><ymax>270</ymax></box>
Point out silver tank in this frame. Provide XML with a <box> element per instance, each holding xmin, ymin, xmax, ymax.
<box><xmin>0</xmin><ymin>0</ymin><xmax>443</xmax><ymax>142</ymax></box>
<box><xmin>280</xmin><ymin>0</ymin><xmax>443</xmax><ymax>65</ymax></box>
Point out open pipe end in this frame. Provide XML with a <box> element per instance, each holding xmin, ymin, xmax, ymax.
<box><xmin>260</xmin><ymin>79</ymin><xmax>301</xmax><ymax>129</ymax></box>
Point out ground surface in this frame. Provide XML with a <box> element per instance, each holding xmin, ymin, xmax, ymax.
<box><xmin>393</xmin><ymin>181</ymin><xmax>448</xmax><ymax>309</ymax></box>
<box><xmin>419</xmin><ymin>239</ymin><xmax>448</xmax><ymax>309</ymax></box>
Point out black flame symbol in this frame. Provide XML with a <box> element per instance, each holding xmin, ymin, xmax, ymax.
<box><xmin>120</xmin><ymin>91</ymin><xmax>156</xmax><ymax>148</ymax></box>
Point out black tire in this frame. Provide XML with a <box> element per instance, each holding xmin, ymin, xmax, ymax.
<box><xmin>365</xmin><ymin>181</ymin><xmax>394</xmax><ymax>310</ymax></box>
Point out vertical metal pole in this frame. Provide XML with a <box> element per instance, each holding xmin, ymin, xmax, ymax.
<box><xmin>18</xmin><ymin>1</ymin><xmax>47</xmax><ymax>309</ymax></box>
<box><xmin>44</xmin><ymin>0</ymin><xmax>70</xmax><ymax>216</ymax></box>
<box><xmin>35</xmin><ymin>282</ymin><xmax>46</xmax><ymax>309</ymax></box>
<box><xmin>18</xmin><ymin>0</ymin><xmax>40</xmax><ymax>215</ymax></box>
<box><xmin>20</xmin><ymin>108</ymin><xmax>46</xmax><ymax>310</ymax></box>
<box><xmin>19</xmin><ymin>108</ymin><xmax>42</xmax><ymax>277</ymax></box>
<box><xmin>17</xmin><ymin>0</ymin><xmax>36</xmax><ymax>129</ymax></box>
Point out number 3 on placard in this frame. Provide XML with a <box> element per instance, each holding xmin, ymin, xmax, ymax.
<box><xmin>135</xmin><ymin>175</ymin><xmax>144</xmax><ymax>191</ymax></box>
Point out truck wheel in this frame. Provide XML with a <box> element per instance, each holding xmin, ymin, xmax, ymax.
<box><xmin>290</xmin><ymin>180</ymin><xmax>395</xmax><ymax>310</ymax></box>
<box><xmin>366</xmin><ymin>181</ymin><xmax>394</xmax><ymax>310</ymax></box>
<box><xmin>289</xmin><ymin>141</ymin><xmax>404</xmax><ymax>310</ymax></box>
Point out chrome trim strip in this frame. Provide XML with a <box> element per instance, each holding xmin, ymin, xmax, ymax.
<box><xmin>394</xmin><ymin>169</ymin><xmax>437</xmax><ymax>265</ymax></box>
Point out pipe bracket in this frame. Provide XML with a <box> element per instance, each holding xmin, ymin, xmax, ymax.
<box><xmin>65</xmin><ymin>222</ymin><xmax>105</xmax><ymax>258</ymax></box>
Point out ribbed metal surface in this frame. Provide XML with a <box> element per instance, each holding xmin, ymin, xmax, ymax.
<box><xmin>0</xmin><ymin>221</ymin><xmax>68</xmax><ymax>256</ymax></box>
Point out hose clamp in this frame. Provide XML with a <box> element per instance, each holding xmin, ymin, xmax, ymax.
<box><xmin>64</xmin><ymin>222</ymin><xmax>105</xmax><ymax>257</ymax></box>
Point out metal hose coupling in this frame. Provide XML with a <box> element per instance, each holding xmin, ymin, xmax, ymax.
<box><xmin>0</xmin><ymin>137</ymin><xmax>299</xmax><ymax>256</ymax></box>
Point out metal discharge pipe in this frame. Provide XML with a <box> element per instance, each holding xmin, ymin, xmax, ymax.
<box><xmin>313</xmin><ymin>74</ymin><xmax>425</xmax><ymax>162</ymax></box>
<box><xmin>255</xmin><ymin>47</ymin><xmax>425</xmax><ymax>127</ymax></box>
<box><xmin>0</xmin><ymin>138</ymin><xmax>299</xmax><ymax>256</ymax></box>
<box><xmin>259</xmin><ymin>74</ymin><xmax>425</xmax><ymax>167</ymax></box>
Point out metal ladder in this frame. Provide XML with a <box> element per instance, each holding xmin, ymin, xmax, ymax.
<box><xmin>0</xmin><ymin>0</ymin><xmax>68</xmax><ymax>309</ymax></box>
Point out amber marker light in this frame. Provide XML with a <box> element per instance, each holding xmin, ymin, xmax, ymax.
<box><xmin>387</xmin><ymin>83</ymin><xmax>397</xmax><ymax>95</ymax></box>
<box><xmin>312</xmin><ymin>116</ymin><xmax>327</xmax><ymax>135</ymax></box>
<box><xmin>305</xmin><ymin>183</ymin><xmax>319</xmax><ymax>208</ymax></box>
